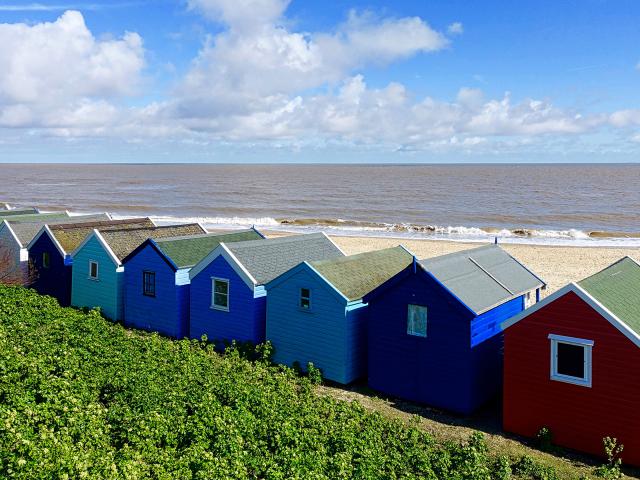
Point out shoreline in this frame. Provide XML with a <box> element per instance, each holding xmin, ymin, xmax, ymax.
<box><xmin>262</xmin><ymin>230</ymin><xmax>640</xmax><ymax>296</ymax></box>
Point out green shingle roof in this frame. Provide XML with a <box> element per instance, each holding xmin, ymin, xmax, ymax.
<box><xmin>155</xmin><ymin>229</ymin><xmax>264</xmax><ymax>268</ymax></box>
<box><xmin>310</xmin><ymin>246</ymin><xmax>413</xmax><ymax>301</ymax></box>
<box><xmin>0</xmin><ymin>212</ymin><xmax>69</xmax><ymax>223</ymax></box>
<box><xmin>51</xmin><ymin>218</ymin><xmax>155</xmax><ymax>253</ymax></box>
<box><xmin>226</xmin><ymin>233</ymin><xmax>344</xmax><ymax>285</ymax></box>
<box><xmin>578</xmin><ymin>257</ymin><xmax>640</xmax><ymax>336</ymax></box>
<box><xmin>0</xmin><ymin>208</ymin><xmax>39</xmax><ymax>216</ymax></box>
<box><xmin>99</xmin><ymin>223</ymin><xmax>206</xmax><ymax>262</ymax></box>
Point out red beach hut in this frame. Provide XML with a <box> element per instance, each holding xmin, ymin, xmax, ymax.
<box><xmin>502</xmin><ymin>257</ymin><xmax>640</xmax><ymax>466</ymax></box>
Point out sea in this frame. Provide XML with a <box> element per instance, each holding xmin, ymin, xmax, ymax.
<box><xmin>1</xmin><ymin>163</ymin><xmax>639</xmax><ymax>247</ymax></box>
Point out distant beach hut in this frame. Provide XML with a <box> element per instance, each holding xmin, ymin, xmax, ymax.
<box><xmin>70</xmin><ymin>222</ymin><xmax>205</xmax><ymax>320</ymax></box>
<box><xmin>27</xmin><ymin>218</ymin><xmax>152</xmax><ymax>306</ymax></box>
<box><xmin>365</xmin><ymin>244</ymin><xmax>545</xmax><ymax>414</ymax></box>
<box><xmin>265</xmin><ymin>246</ymin><xmax>413</xmax><ymax>384</ymax></box>
<box><xmin>0</xmin><ymin>213</ymin><xmax>109</xmax><ymax>285</ymax></box>
<box><xmin>122</xmin><ymin>229</ymin><xmax>264</xmax><ymax>338</ymax></box>
<box><xmin>188</xmin><ymin>233</ymin><xmax>344</xmax><ymax>345</ymax></box>
<box><xmin>0</xmin><ymin>207</ymin><xmax>41</xmax><ymax>217</ymax></box>
<box><xmin>502</xmin><ymin>257</ymin><xmax>640</xmax><ymax>466</ymax></box>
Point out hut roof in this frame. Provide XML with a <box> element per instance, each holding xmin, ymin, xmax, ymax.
<box><xmin>420</xmin><ymin>244</ymin><xmax>544</xmax><ymax>315</ymax></box>
<box><xmin>0</xmin><ymin>207</ymin><xmax>39</xmax><ymax>216</ymax></box>
<box><xmin>98</xmin><ymin>223</ymin><xmax>206</xmax><ymax>262</ymax></box>
<box><xmin>578</xmin><ymin>257</ymin><xmax>640</xmax><ymax>335</ymax></box>
<box><xmin>310</xmin><ymin>246</ymin><xmax>413</xmax><ymax>301</ymax></box>
<box><xmin>7</xmin><ymin>214</ymin><xmax>111</xmax><ymax>247</ymax></box>
<box><xmin>153</xmin><ymin>229</ymin><xmax>264</xmax><ymax>269</ymax></box>
<box><xmin>49</xmin><ymin>218</ymin><xmax>155</xmax><ymax>254</ymax></box>
<box><xmin>223</xmin><ymin>233</ymin><xmax>344</xmax><ymax>285</ymax></box>
<box><xmin>0</xmin><ymin>212</ymin><xmax>69</xmax><ymax>223</ymax></box>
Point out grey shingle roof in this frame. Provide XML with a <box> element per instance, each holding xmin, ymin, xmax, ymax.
<box><xmin>227</xmin><ymin>233</ymin><xmax>344</xmax><ymax>285</ymax></box>
<box><xmin>310</xmin><ymin>246</ymin><xmax>413</xmax><ymax>301</ymax></box>
<box><xmin>155</xmin><ymin>229</ymin><xmax>264</xmax><ymax>268</ymax></box>
<box><xmin>0</xmin><ymin>212</ymin><xmax>69</xmax><ymax>223</ymax></box>
<box><xmin>7</xmin><ymin>214</ymin><xmax>111</xmax><ymax>247</ymax></box>
<box><xmin>578</xmin><ymin>257</ymin><xmax>640</xmax><ymax>336</ymax></box>
<box><xmin>99</xmin><ymin>223</ymin><xmax>206</xmax><ymax>262</ymax></box>
<box><xmin>420</xmin><ymin>244</ymin><xmax>544</xmax><ymax>314</ymax></box>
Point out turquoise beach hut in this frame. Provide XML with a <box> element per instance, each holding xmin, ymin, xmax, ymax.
<box><xmin>188</xmin><ymin>233</ymin><xmax>345</xmax><ymax>345</ymax></box>
<box><xmin>71</xmin><ymin>223</ymin><xmax>206</xmax><ymax>320</ymax></box>
<box><xmin>121</xmin><ymin>228</ymin><xmax>264</xmax><ymax>338</ymax></box>
<box><xmin>265</xmin><ymin>246</ymin><xmax>413</xmax><ymax>384</ymax></box>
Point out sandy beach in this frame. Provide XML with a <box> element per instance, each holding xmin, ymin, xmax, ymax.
<box><xmin>266</xmin><ymin>231</ymin><xmax>640</xmax><ymax>296</ymax></box>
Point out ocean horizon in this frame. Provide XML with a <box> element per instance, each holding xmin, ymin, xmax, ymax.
<box><xmin>2</xmin><ymin>163</ymin><xmax>639</xmax><ymax>247</ymax></box>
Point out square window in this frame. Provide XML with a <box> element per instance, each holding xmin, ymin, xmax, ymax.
<box><xmin>42</xmin><ymin>252</ymin><xmax>50</xmax><ymax>269</ymax></box>
<box><xmin>143</xmin><ymin>271</ymin><xmax>156</xmax><ymax>297</ymax></box>
<box><xmin>549</xmin><ymin>334</ymin><xmax>593</xmax><ymax>387</ymax></box>
<box><xmin>212</xmin><ymin>278</ymin><xmax>229</xmax><ymax>310</ymax></box>
<box><xmin>407</xmin><ymin>304</ymin><xmax>427</xmax><ymax>337</ymax></box>
<box><xmin>300</xmin><ymin>287</ymin><xmax>311</xmax><ymax>310</ymax></box>
<box><xmin>89</xmin><ymin>261</ymin><xmax>99</xmax><ymax>280</ymax></box>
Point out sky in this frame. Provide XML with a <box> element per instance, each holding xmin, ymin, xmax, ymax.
<box><xmin>0</xmin><ymin>0</ymin><xmax>639</xmax><ymax>163</ymax></box>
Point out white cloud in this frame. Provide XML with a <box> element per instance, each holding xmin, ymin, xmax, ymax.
<box><xmin>447</xmin><ymin>22</ymin><xmax>463</xmax><ymax>35</ymax></box>
<box><xmin>187</xmin><ymin>0</ymin><xmax>290</xmax><ymax>31</ymax></box>
<box><xmin>609</xmin><ymin>109</ymin><xmax>640</xmax><ymax>127</ymax></box>
<box><xmin>0</xmin><ymin>10</ymin><xmax>144</xmax><ymax>128</ymax></box>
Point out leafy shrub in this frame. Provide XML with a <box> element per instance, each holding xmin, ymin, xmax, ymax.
<box><xmin>537</xmin><ymin>426</ymin><xmax>554</xmax><ymax>452</ymax></box>
<box><xmin>306</xmin><ymin>362</ymin><xmax>323</xmax><ymax>385</ymax></box>
<box><xmin>0</xmin><ymin>286</ymin><xmax>561</xmax><ymax>479</ymax></box>
<box><xmin>512</xmin><ymin>454</ymin><xmax>559</xmax><ymax>480</ymax></box>
<box><xmin>595</xmin><ymin>437</ymin><xmax>624</xmax><ymax>479</ymax></box>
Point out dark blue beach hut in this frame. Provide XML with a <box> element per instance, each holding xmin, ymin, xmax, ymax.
<box><xmin>265</xmin><ymin>246</ymin><xmax>413</xmax><ymax>384</ymax></box>
<box><xmin>122</xmin><ymin>229</ymin><xmax>264</xmax><ymax>338</ymax></box>
<box><xmin>188</xmin><ymin>233</ymin><xmax>344</xmax><ymax>345</ymax></box>
<box><xmin>364</xmin><ymin>244</ymin><xmax>545</xmax><ymax>414</ymax></box>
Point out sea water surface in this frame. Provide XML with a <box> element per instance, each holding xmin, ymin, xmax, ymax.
<box><xmin>1</xmin><ymin>163</ymin><xmax>639</xmax><ymax>246</ymax></box>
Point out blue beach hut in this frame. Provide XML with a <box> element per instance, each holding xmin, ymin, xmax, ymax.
<box><xmin>71</xmin><ymin>223</ymin><xmax>206</xmax><ymax>321</ymax></box>
<box><xmin>25</xmin><ymin>216</ymin><xmax>148</xmax><ymax>305</ymax></box>
<box><xmin>122</xmin><ymin>228</ymin><xmax>264</xmax><ymax>338</ymax></box>
<box><xmin>188</xmin><ymin>232</ymin><xmax>345</xmax><ymax>345</ymax></box>
<box><xmin>265</xmin><ymin>246</ymin><xmax>414</xmax><ymax>384</ymax></box>
<box><xmin>364</xmin><ymin>244</ymin><xmax>545</xmax><ymax>414</ymax></box>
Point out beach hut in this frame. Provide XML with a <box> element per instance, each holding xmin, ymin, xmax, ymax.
<box><xmin>502</xmin><ymin>257</ymin><xmax>640</xmax><ymax>466</ymax></box>
<box><xmin>28</xmin><ymin>218</ymin><xmax>153</xmax><ymax>306</ymax></box>
<box><xmin>188</xmin><ymin>233</ymin><xmax>345</xmax><ymax>345</ymax></box>
<box><xmin>364</xmin><ymin>244</ymin><xmax>545</xmax><ymax>414</ymax></box>
<box><xmin>0</xmin><ymin>207</ymin><xmax>41</xmax><ymax>217</ymax></box>
<box><xmin>122</xmin><ymin>228</ymin><xmax>265</xmax><ymax>338</ymax></box>
<box><xmin>0</xmin><ymin>214</ymin><xmax>110</xmax><ymax>285</ymax></box>
<box><xmin>70</xmin><ymin>223</ymin><xmax>206</xmax><ymax>321</ymax></box>
<box><xmin>265</xmin><ymin>246</ymin><xmax>414</xmax><ymax>384</ymax></box>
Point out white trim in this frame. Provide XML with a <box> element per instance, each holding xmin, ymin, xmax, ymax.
<box><xmin>320</xmin><ymin>231</ymin><xmax>348</xmax><ymax>256</ymax></box>
<box><xmin>27</xmin><ymin>225</ymin><xmax>67</xmax><ymax>258</ymax></box>
<box><xmin>1</xmin><ymin>220</ymin><xmax>22</xmax><ymax>247</ymax></box>
<box><xmin>88</xmin><ymin>260</ymin><xmax>99</xmax><ymax>280</ymax></box>
<box><xmin>502</xmin><ymin>282</ymin><xmax>640</xmax><ymax>349</ymax></box>
<box><xmin>549</xmin><ymin>334</ymin><xmax>593</xmax><ymax>387</ymax></box>
<box><xmin>195</xmin><ymin>222</ymin><xmax>208</xmax><ymax>234</ymax></box>
<box><xmin>72</xmin><ymin>229</ymin><xmax>121</xmax><ymax>266</ymax></box>
<box><xmin>189</xmin><ymin>243</ymin><xmax>257</xmax><ymax>289</ymax></box>
<box><xmin>211</xmin><ymin>277</ymin><xmax>230</xmax><ymax>311</ymax></box>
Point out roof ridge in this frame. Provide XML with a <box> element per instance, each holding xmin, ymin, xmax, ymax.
<box><xmin>50</xmin><ymin>217</ymin><xmax>151</xmax><ymax>230</ymax></box>
<box><xmin>99</xmin><ymin>222</ymin><xmax>201</xmax><ymax>235</ymax></box>
<box><xmin>310</xmin><ymin>245</ymin><xmax>408</xmax><ymax>267</ymax></box>
<box><xmin>228</xmin><ymin>232</ymin><xmax>325</xmax><ymax>250</ymax></box>
<box><xmin>419</xmin><ymin>243</ymin><xmax>498</xmax><ymax>264</ymax></box>
<box><xmin>154</xmin><ymin>228</ymin><xmax>256</xmax><ymax>243</ymax></box>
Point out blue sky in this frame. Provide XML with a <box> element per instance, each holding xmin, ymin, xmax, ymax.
<box><xmin>0</xmin><ymin>0</ymin><xmax>639</xmax><ymax>163</ymax></box>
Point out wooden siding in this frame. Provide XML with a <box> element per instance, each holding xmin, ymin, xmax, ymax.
<box><xmin>0</xmin><ymin>227</ymin><xmax>27</xmax><ymax>285</ymax></box>
<box><xmin>368</xmin><ymin>270</ymin><xmax>501</xmax><ymax>415</ymax></box>
<box><xmin>123</xmin><ymin>244</ymin><xmax>187</xmax><ymax>338</ymax></box>
<box><xmin>71</xmin><ymin>235</ymin><xmax>121</xmax><ymax>320</ymax></box>
<box><xmin>189</xmin><ymin>254</ymin><xmax>264</xmax><ymax>344</ymax></box>
<box><xmin>471</xmin><ymin>295</ymin><xmax>524</xmax><ymax>347</ymax></box>
<box><xmin>504</xmin><ymin>291</ymin><xmax>640</xmax><ymax>466</ymax></box>
<box><xmin>29</xmin><ymin>233</ymin><xmax>72</xmax><ymax>306</ymax></box>
<box><xmin>266</xmin><ymin>266</ymin><xmax>358</xmax><ymax>384</ymax></box>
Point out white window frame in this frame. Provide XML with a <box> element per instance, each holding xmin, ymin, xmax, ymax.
<box><xmin>211</xmin><ymin>277</ymin><xmax>230</xmax><ymax>311</ymax></box>
<box><xmin>88</xmin><ymin>260</ymin><xmax>99</xmax><ymax>280</ymax></box>
<box><xmin>42</xmin><ymin>251</ymin><xmax>50</xmax><ymax>269</ymax></box>
<box><xmin>549</xmin><ymin>334</ymin><xmax>593</xmax><ymax>388</ymax></box>
<box><xmin>407</xmin><ymin>304</ymin><xmax>428</xmax><ymax>338</ymax></box>
<box><xmin>299</xmin><ymin>287</ymin><xmax>312</xmax><ymax>311</ymax></box>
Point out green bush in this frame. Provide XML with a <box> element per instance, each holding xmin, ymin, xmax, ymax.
<box><xmin>0</xmin><ymin>286</ymin><xmax>562</xmax><ymax>479</ymax></box>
